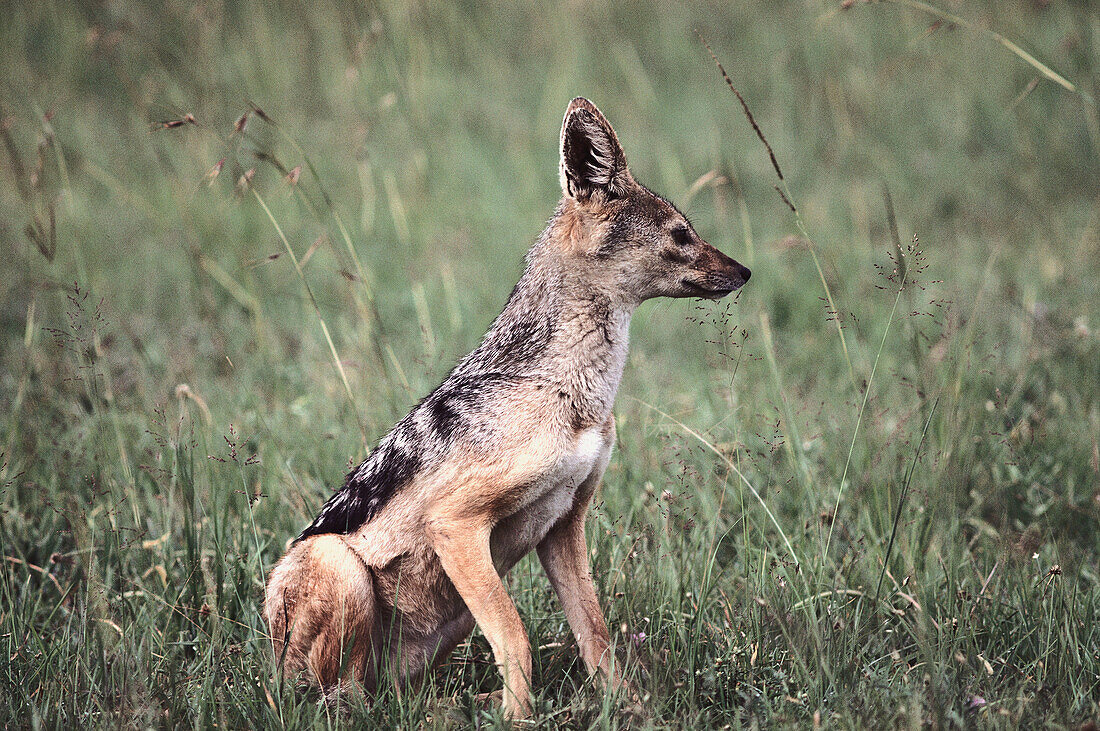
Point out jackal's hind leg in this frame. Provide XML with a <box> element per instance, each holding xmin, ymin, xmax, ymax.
<box><xmin>392</xmin><ymin>609</ymin><xmax>477</xmax><ymax>693</ymax></box>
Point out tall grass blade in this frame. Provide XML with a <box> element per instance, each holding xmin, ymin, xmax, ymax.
<box><xmin>871</xmin><ymin>0</ymin><xmax>1095</xmax><ymax>106</ymax></box>
<box><xmin>252</xmin><ymin>189</ymin><xmax>369</xmax><ymax>449</ymax></box>
<box><xmin>874</xmin><ymin>397</ymin><xmax>938</xmax><ymax>604</ymax></box>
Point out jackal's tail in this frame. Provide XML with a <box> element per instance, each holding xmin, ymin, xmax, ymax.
<box><xmin>265</xmin><ymin>534</ymin><xmax>377</xmax><ymax>693</ymax></box>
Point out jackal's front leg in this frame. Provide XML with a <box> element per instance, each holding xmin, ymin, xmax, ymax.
<box><xmin>537</xmin><ymin>500</ymin><xmax>624</xmax><ymax>689</ymax></box>
<box><xmin>426</xmin><ymin>518</ymin><xmax>532</xmax><ymax>718</ymax></box>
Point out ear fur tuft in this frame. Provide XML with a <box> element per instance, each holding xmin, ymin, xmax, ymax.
<box><xmin>559</xmin><ymin>98</ymin><xmax>630</xmax><ymax>201</ymax></box>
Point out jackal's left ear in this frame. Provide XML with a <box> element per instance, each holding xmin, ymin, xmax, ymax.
<box><xmin>559</xmin><ymin>97</ymin><xmax>630</xmax><ymax>201</ymax></box>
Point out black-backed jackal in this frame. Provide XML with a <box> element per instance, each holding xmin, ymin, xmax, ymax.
<box><xmin>265</xmin><ymin>97</ymin><xmax>751</xmax><ymax>718</ymax></box>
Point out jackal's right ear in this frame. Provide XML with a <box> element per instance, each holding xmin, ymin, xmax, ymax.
<box><xmin>559</xmin><ymin>97</ymin><xmax>630</xmax><ymax>201</ymax></box>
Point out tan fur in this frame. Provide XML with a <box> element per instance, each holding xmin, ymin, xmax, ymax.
<box><xmin>267</xmin><ymin>535</ymin><xmax>376</xmax><ymax>693</ymax></box>
<box><xmin>264</xmin><ymin>97</ymin><xmax>750</xmax><ymax>719</ymax></box>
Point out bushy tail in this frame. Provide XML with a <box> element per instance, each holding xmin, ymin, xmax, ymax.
<box><xmin>265</xmin><ymin>534</ymin><xmax>377</xmax><ymax>693</ymax></box>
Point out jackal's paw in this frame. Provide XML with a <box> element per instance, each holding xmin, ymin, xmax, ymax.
<box><xmin>473</xmin><ymin>689</ymin><xmax>503</xmax><ymax>708</ymax></box>
<box><xmin>621</xmin><ymin>688</ymin><xmax>649</xmax><ymax>721</ymax></box>
<box><xmin>446</xmin><ymin>689</ymin><xmax>504</xmax><ymax>724</ymax></box>
<box><xmin>454</xmin><ymin>689</ymin><xmax>532</xmax><ymax>720</ymax></box>
<box><xmin>606</xmin><ymin>678</ymin><xmax>646</xmax><ymax>720</ymax></box>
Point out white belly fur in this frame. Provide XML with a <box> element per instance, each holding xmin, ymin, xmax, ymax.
<box><xmin>490</xmin><ymin>425</ymin><xmax>608</xmax><ymax>572</ymax></box>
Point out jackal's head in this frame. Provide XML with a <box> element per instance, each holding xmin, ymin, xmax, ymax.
<box><xmin>554</xmin><ymin>97</ymin><xmax>751</xmax><ymax>304</ymax></box>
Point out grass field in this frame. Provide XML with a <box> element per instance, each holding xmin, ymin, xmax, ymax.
<box><xmin>2</xmin><ymin>0</ymin><xmax>1099</xmax><ymax>727</ymax></box>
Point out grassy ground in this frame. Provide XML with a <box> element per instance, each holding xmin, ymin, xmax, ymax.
<box><xmin>2</xmin><ymin>0</ymin><xmax>1099</xmax><ymax>727</ymax></box>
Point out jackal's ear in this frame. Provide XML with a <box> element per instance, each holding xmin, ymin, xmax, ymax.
<box><xmin>559</xmin><ymin>97</ymin><xmax>630</xmax><ymax>201</ymax></box>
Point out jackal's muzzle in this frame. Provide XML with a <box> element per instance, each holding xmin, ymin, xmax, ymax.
<box><xmin>681</xmin><ymin>245</ymin><xmax>751</xmax><ymax>299</ymax></box>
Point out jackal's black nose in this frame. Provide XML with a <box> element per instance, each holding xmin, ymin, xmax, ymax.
<box><xmin>737</xmin><ymin>263</ymin><xmax>751</xmax><ymax>282</ymax></box>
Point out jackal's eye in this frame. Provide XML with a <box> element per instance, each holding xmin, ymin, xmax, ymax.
<box><xmin>671</xmin><ymin>225</ymin><xmax>693</xmax><ymax>247</ymax></box>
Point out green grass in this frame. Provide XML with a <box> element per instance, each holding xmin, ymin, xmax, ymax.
<box><xmin>2</xmin><ymin>0</ymin><xmax>1099</xmax><ymax>727</ymax></box>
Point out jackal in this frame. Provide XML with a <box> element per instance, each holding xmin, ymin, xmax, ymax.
<box><xmin>265</xmin><ymin>97</ymin><xmax>750</xmax><ymax>718</ymax></box>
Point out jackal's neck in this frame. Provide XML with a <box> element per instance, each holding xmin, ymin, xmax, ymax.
<box><xmin>456</xmin><ymin>210</ymin><xmax>634</xmax><ymax>425</ymax></box>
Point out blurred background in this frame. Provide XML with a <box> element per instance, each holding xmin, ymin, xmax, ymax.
<box><xmin>2</xmin><ymin>0</ymin><xmax>1098</xmax><ymax>726</ymax></box>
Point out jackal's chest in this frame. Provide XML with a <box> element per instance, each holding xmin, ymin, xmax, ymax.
<box><xmin>540</xmin><ymin>425</ymin><xmax>608</xmax><ymax>499</ymax></box>
<box><xmin>490</xmin><ymin>424</ymin><xmax>610</xmax><ymax>571</ymax></box>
